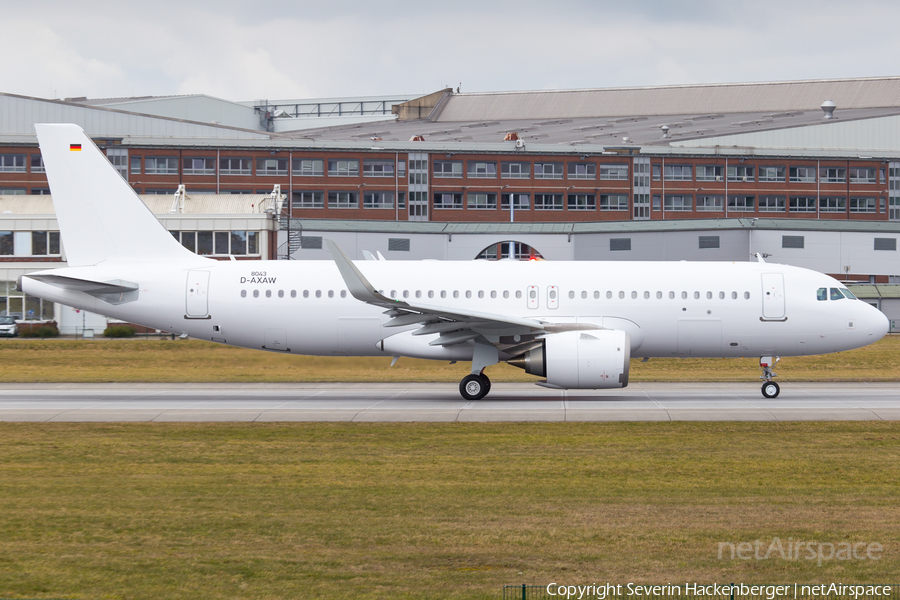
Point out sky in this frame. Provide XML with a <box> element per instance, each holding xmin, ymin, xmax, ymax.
<box><xmin>4</xmin><ymin>0</ymin><xmax>900</xmax><ymax>102</ymax></box>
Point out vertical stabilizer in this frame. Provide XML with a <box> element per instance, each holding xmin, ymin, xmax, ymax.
<box><xmin>35</xmin><ymin>123</ymin><xmax>197</xmax><ymax>266</ymax></box>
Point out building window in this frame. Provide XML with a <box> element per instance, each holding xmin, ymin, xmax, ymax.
<box><xmin>300</xmin><ymin>236</ymin><xmax>323</xmax><ymax>249</ymax></box>
<box><xmin>759</xmin><ymin>166</ymin><xmax>785</xmax><ymax>182</ymax></box>
<box><xmin>33</xmin><ymin>231</ymin><xmax>58</xmax><ymax>255</ymax></box>
<box><xmin>820</xmin><ymin>167</ymin><xmax>846</xmax><ymax>183</ymax></box>
<box><xmin>850</xmin><ymin>197</ymin><xmax>877</xmax><ymax>213</ymax></box>
<box><xmin>130</xmin><ymin>156</ymin><xmax>142</xmax><ymax>174</ymax></box>
<box><xmin>727</xmin><ymin>165</ymin><xmax>755</xmax><ymax>182</ymax></box>
<box><xmin>534</xmin><ymin>162</ymin><xmax>564</xmax><ymax>179</ymax></box>
<box><xmin>501</xmin><ymin>193</ymin><xmax>530</xmax><ymax>210</ymax></box>
<box><xmin>0</xmin><ymin>154</ymin><xmax>26</xmax><ymax>173</ymax></box>
<box><xmin>782</xmin><ymin>235</ymin><xmax>805</xmax><ymax>249</ymax></box>
<box><xmin>789</xmin><ymin>166</ymin><xmax>817</xmax><ymax>183</ymax></box>
<box><xmin>599</xmin><ymin>194</ymin><xmax>628</xmax><ymax>211</ymax></box>
<box><xmin>363</xmin><ymin>191</ymin><xmax>394</xmax><ymax>209</ymax></box>
<box><xmin>534</xmin><ymin>194</ymin><xmax>563</xmax><ymax>210</ymax></box>
<box><xmin>874</xmin><ymin>238</ymin><xmax>897</xmax><ymax>251</ymax></box>
<box><xmin>699</xmin><ymin>236</ymin><xmax>720</xmax><ymax>249</ymax></box>
<box><xmin>849</xmin><ymin>167</ymin><xmax>877</xmax><ymax>183</ymax></box>
<box><xmin>467</xmin><ymin>192</ymin><xmax>497</xmax><ymax>209</ymax></box>
<box><xmin>220</xmin><ymin>157</ymin><xmax>251</xmax><ymax>175</ymax></box>
<box><xmin>600</xmin><ymin>164</ymin><xmax>628</xmax><ymax>180</ymax></box>
<box><xmin>433</xmin><ymin>160</ymin><xmax>463</xmax><ymax>178</ymax></box>
<box><xmin>820</xmin><ymin>196</ymin><xmax>846</xmax><ymax>212</ymax></box>
<box><xmin>789</xmin><ymin>196</ymin><xmax>816</xmax><ymax>212</ymax></box>
<box><xmin>0</xmin><ymin>188</ymin><xmax>26</xmax><ymax>195</ymax></box>
<box><xmin>144</xmin><ymin>156</ymin><xmax>178</xmax><ymax>175</ymax></box>
<box><xmin>258</xmin><ymin>158</ymin><xmax>288</xmax><ymax>176</ymax></box>
<box><xmin>30</xmin><ymin>155</ymin><xmax>45</xmax><ymax>174</ymax></box>
<box><xmin>388</xmin><ymin>238</ymin><xmax>410</xmax><ymax>252</ymax></box>
<box><xmin>664</xmin><ymin>165</ymin><xmax>693</xmax><ymax>181</ymax></box>
<box><xmin>31</xmin><ymin>188</ymin><xmax>51</xmax><ymax>195</ymax></box>
<box><xmin>183</xmin><ymin>157</ymin><xmax>215</xmax><ymax>175</ymax></box>
<box><xmin>652</xmin><ymin>165</ymin><xmax>661</xmax><ymax>181</ymax></box>
<box><xmin>697</xmin><ymin>195</ymin><xmax>724</xmax><ymax>211</ymax></box>
<box><xmin>727</xmin><ymin>195</ymin><xmax>755</xmax><ymax>212</ymax></box>
<box><xmin>567</xmin><ymin>163</ymin><xmax>596</xmax><ymax>180</ymax></box>
<box><xmin>501</xmin><ymin>161</ymin><xmax>530</xmax><ymax>179</ymax></box>
<box><xmin>328</xmin><ymin>191</ymin><xmax>358</xmax><ymax>208</ymax></box>
<box><xmin>293</xmin><ymin>158</ymin><xmax>324</xmax><ymax>176</ymax></box>
<box><xmin>610</xmin><ymin>238</ymin><xmax>631</xmax><ymax>251</ymax></box>
<box><xmin>327</xmin><ymin>159</ymin><xmax>359</xmax><ymax>177</ymax></box>
<box><xmin>467</xmin><ymin>161</ymin><xmax>497</xmax><ymax>178</ymax></box>
<box><xmin>363</xmin><ymin>160</ymin><xmax>395</xmax><ymax>177</ymax></box>
<box><xmin>294</xmin><ymin>191</ymin><xmax>324</xmax><ymax>208</ymax></box>
<box><xmin>567</xmin><ymin>194</ymin><xmax>596</xmax><ymax>210</ymax></box>
<box><xmin>758</xmin><ymin>195</ymin><xmax>786</xmax><ymax>212</ymax></box>
<box><xmin>696</xmin><ymin>165</ymin><xmax>724</xmax><ymax>181</ymax></box>
<box><xmin>176</xmin><ymin>230</ymin><xmax>258</xmax><ymax>255</ymax></box>
<box><xmin>664</xmin><ymin>194</ymin><xmax>693</xmax><ymax>211</ymax></box>
<box><xmin>434</xmin><ymin>192</ymin><xmax>463</xmax><ymax>209</ymax></box>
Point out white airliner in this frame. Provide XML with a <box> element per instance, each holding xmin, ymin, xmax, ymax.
<box><xmin>20</xmin><ymin>124</ymin><xmax>890</xmax><ymax>400</ymax></box>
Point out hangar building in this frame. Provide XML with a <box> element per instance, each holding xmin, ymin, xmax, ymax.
<box><xmin>1</xmin><ymin>78</ymin><xmax>899</xmax><ymax>331</ymax></box>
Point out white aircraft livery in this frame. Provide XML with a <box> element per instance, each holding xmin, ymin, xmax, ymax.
<box><xmin>21</xmin><ymin>124</ymin><xmax>890</xmax><ymax>400</ymax></box>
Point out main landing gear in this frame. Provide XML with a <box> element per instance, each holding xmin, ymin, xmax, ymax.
<box><xmin>460</xmin><ymin>372</ymin><xmax>492</xmax><ymax>400</ymax></box>
<box><xmin>760</xmin><ymin>356</ymin><xmax>780</xmax><ymax>398</ymax></box>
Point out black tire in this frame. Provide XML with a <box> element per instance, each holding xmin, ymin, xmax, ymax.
<box><xmin>482</xmin><ymin>374</ymin><xmax>491</xmax><ymax>395</ymax></box>
<box><xmin>761</xmin><ymin>381</ymin><xmax>780</xmax><ymax>399</ymax></box>
<box><xmin>460</xmin><ymin>374</ymin><xmax>490</xmax><ymax>400</ymax></box>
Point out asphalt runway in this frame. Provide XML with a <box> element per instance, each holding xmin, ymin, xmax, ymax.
<box><xmin>0</xmin><ymin>382</ymin><xmax>898</xmax><ymax>422</ymax></box>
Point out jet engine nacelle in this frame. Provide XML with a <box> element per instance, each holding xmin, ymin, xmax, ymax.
<box><xmin>508</xmin><ymin>330</ymin><xmax>630</xmax><ymax>389</ymax></box>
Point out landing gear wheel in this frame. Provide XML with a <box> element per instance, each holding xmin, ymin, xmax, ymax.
<box><xmin>460</xmin><ymin>374</ymin><xmax>490</xmax><ymax>400</ymax></box>
<box><xmin>761</xmin><ymin>381</ymin><xmax>780</xmax><ymax>399</ymax></box>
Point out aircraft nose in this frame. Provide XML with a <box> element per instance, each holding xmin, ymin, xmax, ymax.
<box><xmin>860</xmin><ymin>303</ymin><xmax>890</xmax><ymax>341</ymax></box>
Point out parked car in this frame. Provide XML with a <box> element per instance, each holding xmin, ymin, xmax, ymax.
<box><xmin>0</xmin><ymin>316</ymin><xmax>17</xmax><ymax>337</ymax></box>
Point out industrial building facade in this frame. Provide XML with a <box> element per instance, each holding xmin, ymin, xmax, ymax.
<box><xmin>2</xmin><ymin>79</ymin><xmax>900</xmax><ymax>331</ymax></box>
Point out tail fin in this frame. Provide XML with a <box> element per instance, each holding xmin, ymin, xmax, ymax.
<box><xmin>35</xmin><ymin>123</ymin><xmax>195</xmax><ymax>266</ymax></box>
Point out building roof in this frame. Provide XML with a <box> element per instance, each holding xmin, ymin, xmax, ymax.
<box><xmin>290</xmin><ymin>217</ymin><xmax>900</xmax><ymax>236</ymax></box>
<box><xmin>433</xmin><ymin>78</ymin><xmax>900</xmax><ymax>121</ymax></box>
<box><xmin>0</xmin><ymin>194</ymin><xmax>278</xmax><ymax>216</ymax></box>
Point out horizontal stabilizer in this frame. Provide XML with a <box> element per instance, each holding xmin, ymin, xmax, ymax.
<box><xmin>26</xmin><ymin>273</ymin><xmax>139</xmax><ymax>305</ymax></box>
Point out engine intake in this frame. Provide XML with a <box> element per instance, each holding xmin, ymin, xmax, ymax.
<box><xmin>507</xmin><ymin>330</ymin><xmax>630</xmax><ymax>389</ymax></box>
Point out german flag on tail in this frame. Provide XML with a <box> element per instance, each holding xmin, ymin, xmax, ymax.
<box><xmin>69</xmin><ymin>143</ymin><xmax>81</xmax><ymax>151</ymax></box>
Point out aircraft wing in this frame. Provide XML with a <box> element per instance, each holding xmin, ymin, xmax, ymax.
<box><xmin>327</xmin><ymin>240</ymin><xmax>595</xmax><ymax>349</ymax></box>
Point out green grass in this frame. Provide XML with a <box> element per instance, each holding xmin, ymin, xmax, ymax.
<box><xmin>1</xmin><ymin>422</ymin><xmax>899</xmax><ymax>599</ymax></box>
<box><xmin>0</xmin><ymin>335</ymin><xmax>897</xmax><ymax>383</ymax></box>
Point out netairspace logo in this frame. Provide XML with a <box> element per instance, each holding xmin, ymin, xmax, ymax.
<box><xmin>718</xmin><ymin>537</ymin><xmax>883</xmax><ymax>566</ymax></box>
<box><xmin>544</xmin><ymin>583</ymin><xmax>894</xmax><ymax>600</ymax></box>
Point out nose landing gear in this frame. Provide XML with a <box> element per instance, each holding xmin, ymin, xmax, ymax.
<box><xmin>760</xmin><ymin>356</ymin><xmax>780</xmax><ymax>398</ymax></box>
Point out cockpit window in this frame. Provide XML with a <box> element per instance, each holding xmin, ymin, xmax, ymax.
<box><xmin>841</xmin><ymin>288</ymin><xmax>857</xmax><ymax>300</ymax></box>
<box><xmin>830</xmin><ymin>287</ymin><xmax>844</xmax><ymax>300</ymax></box>
<box><xmin>816</xmin><ymin>288</ymin><xmax>827</xmax><ymax>301</ymax></box>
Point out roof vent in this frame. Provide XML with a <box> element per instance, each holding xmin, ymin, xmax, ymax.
<box><xmin>660</xmin><ymin>125</ymin><xmax>670</xmax><ymax>139</ymax></box>
<box><xmin>821</xmin><ymin>100</ymin><xmax>836</xmax><ymax>119</ymax></box>
<box><xmin>409</xmin><ymin>134</ymin><xmax>425</xmax><ymax>142</ymax></box>
<box><xmin>504</xmin><ymin>132</ymin><xmax>520</xmax><ymax>141</ymax></box>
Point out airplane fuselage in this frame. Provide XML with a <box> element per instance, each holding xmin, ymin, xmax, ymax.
<box><xmin>23</xmin><ymin>257</ymin><xmax>887</xmax><ymax>361</ymax></box>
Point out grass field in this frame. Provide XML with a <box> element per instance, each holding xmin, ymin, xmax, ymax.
<box><xmin>0</xmin><ymin>334</ymin><xmax>897</xmax><ymax>383</ymax></box>
<box><xmin>1</xmin><ymin>422</ymin><xmax>898</xmax><ymax>600</ymax></box>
